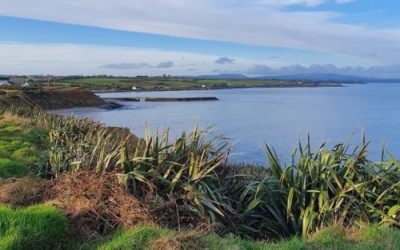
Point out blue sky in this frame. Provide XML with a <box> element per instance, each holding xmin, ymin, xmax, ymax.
<box><xmin>0</xmin><ymin>0</ymin><xmax>399</xmax><ymax>76</ymax></box>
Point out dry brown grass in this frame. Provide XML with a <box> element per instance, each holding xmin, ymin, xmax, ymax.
<box><xmin>45</xmin><ymin>171</ymin><xmax>153</xmax><ymax>241</ymax></box>
<box><xmin>0</xmin><ymin>177</ymin><xmax>47</xmax><ymax>206</ymax></box>
<box><xmin>146</xmin><ymin>196</ymin><xmax>212</xmax><ymax>231</ymax></box>
<box><xmin>150</xmin><ymin>229</ymin><xmax>207</xmax><ymax>250</ymax></box>
<box><xmin>0</xmin><ymin>111</ymin><xmax>30</xmax><ymax>125</ymax></box>
<box><xmin>309</xmin><ymin>222</ymin><xmax>363</xmax><ymax>243</ymax></box>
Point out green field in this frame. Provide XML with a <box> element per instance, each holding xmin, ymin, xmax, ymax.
<box><xmin>55</xmin><ymin>76</ymin><xmax>338</xmax><ymax>91</ymax></box>
<box><xmin>0</xmin><ymin>114</ymin><xmax>46</xmax><ymax>178</ymax></box>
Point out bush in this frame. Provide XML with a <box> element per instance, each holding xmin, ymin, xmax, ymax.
<box><xmin>0</xmin><ymin>204</ymin><xmax>70</xmax><ymax>250</ymax></box>
<box><xmin>232</xmin><ymin>140</ymin><xmax>400</xmax><ymax>239</ymax></box>
<box><xmin>120</xmin><ymin>127</ymin><xmax>231</xmax><ymax>228</ymax></box>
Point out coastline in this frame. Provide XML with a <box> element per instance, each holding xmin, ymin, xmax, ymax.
<box><xmin>92</xmin><ymin>82</ymin><xmax>344</xmax><ymax>93</ymax></box>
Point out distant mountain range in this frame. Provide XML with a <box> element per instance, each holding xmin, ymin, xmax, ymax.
<box><xmin>197</xmin><ymin>63</ymin><xmax>400</xmax><ymax>82</ymax></box>
<box><xmin>196</xmin><ymin>73</ymin><xmax>400</xmax><ymax>82</ymax></box>
<box><xmin>196</xmin><ymin>73</ymin><xmax>366</xmax><ymax>82</ymax></box>
<box><xmin>256</xmin><ymin>73</ymin><xmax>368</xmax><ymax>82</ymax></box>
<box><xmin>196</xmin><ymin>74</ymin><xmax>250</xmax><ymax>80</ymax></box>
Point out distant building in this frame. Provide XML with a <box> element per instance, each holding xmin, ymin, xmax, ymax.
<box><xmin>135</xmin><ymin>75</ymin><xmax>148</xmax><ymax>80</ymax></box>
<box><xmin>9</xmin><ymin>77</ymin><xmax>25</xmax><ymax>86</ymax></box>
<box><xmin>9</xmin><ymin>77</ymin><xmax>33</xmax><ymax>87</ymax></box>
<box><xmin>0</xmin><ymin>77</ymin><xmax>9</xmax><ymax>86</ymax></box>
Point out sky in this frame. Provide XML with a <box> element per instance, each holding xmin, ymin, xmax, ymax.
<box><xmin>0</xmin><ymin>0</ymin><xmax>400</xmax><ymax>77</ymax></box>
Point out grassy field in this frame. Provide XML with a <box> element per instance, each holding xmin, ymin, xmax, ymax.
<box><xmin>0</xmin><ymin>113</ymin><xmax>46</xmax><ymax>178</ymax></box>
<box><xmin>55</xmin><ymin>76</ymin><xmax>339</xmax><ymax>91</ymax></box>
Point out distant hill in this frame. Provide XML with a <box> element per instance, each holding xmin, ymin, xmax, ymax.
<box><xmin>194</xmin><ymin>73</ymin><xmax>368</xmax><ymax>82</ymax></box>
<box><xmin>255</xmin><ymin>73</ymin><xmax>368</xmax><ymax>82</ymax></box>
<box><xmin>196</xmin><ymin>74</ymin><xmax>249</xmax><ymax>80</ymax></box>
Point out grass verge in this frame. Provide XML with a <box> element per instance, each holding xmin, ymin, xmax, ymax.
<box><xmin>90</xmin><ymin>224</ymin><xmax>400</xmax><ymax>250</ymax></box>
<box><xmin>0</xmin><ymin>204</ymin><xmax>71</xmax><ymax>250</ymax></box>
<box><xmin>0</xmin><ymin>112</ymin><xmax>46</xmax><ymax>178</ymax></box>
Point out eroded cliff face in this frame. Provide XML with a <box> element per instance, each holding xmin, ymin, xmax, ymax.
<box><xmin>0</xmin><ymin>87</ymin><xmax>108</xmax><ymax>110</ymax></box>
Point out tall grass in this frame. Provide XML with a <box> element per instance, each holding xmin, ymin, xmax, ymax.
<box><xmin>233</xmin><ymin>139</ymin><xmax>400</xmax><ymax>238</ymax></box>
<box><xmin>119</xmin><ymin>126</ymin><xmax>232</xmax><ymax>226</ymax></box>
<box><xmin>10</xmin><ymin>108</ymin><xmax>233</xmax><ymax>227</ymax></box>
<box><xmin>30</xmin><ymin>109</ymin><xmax>135</xmax><ymax>176</ymax></box>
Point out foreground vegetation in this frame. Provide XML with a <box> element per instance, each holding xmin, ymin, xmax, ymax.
<box><xmin>2</xmin><ymin>204</ymin><xmax>400</xmax><ymax>249</ymax></box>
<box><xmin>0</xmin><ymin>107</ymin><xmax>399</xmax><ymax>249</ymax></box>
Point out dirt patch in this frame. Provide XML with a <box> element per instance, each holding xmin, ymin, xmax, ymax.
<box><xmin>0</xmin><ymin>178</ymin><xmax>47</xmax><ymax>206</ymax></box>
<box><xmin>45</xmin><ymin>171</ymin><xmax>153</xmax><ymax>241</ymax></box>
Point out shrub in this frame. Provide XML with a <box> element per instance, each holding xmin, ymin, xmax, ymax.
<box><xmin>233</xmin><ymin>139</ymin><xmax>400</xmax><ymax>239</ymax></box>
<box><xmin>120</xmin><ymin>127</ymin><xmax>232</xmax><ymax>228</ymax></box>
<box><xmin>31</xmin><ymin>110</ymin><xmax>137</xmax><ymax>176</ymax></box>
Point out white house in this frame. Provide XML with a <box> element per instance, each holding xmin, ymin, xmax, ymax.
<box><xmin>0</xmin><ymin>77</ymin><xmax>9</xmax><ymax>86</ymax></box>
<box><xmin>0</xmin><ymin>80</ymin><xmax>9</xmax><ymax>86</ymax></box>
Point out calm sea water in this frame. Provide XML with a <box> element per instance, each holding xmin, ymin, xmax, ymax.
<box><xmin>56</xmin><ymin>83</ymin><xmax>400</xmax><ymax>164</ymax></box>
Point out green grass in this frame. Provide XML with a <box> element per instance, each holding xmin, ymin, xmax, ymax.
<box><xmin>90</xmin><ymin>225</ymin><xmax>172</xmax><ymax>250</ymax></box>
<box><xmin>307</xmin><ymin>225</ymin><xmax>400</xmax><ymax>250</ymax></box>
<box><xmin>0</xmin><ymin>121</ymin><xmax>46</xmax><ymax>178</ymax></box>
<box><xmin>0</xmin><ymin>159</ymin><xmax>28</xmax><ymax>178</ymax></box>
<box><xmin>55</xmin><ymin>77</ymin><xmax>331</xmax><ymax>91</ymax></box>
<box><xmin>89</xmin><ymin>224</ymin><xmax>400</xmax><ymax>250</ymax></box>
<box><xmin>0</xmin><ymin>204</ymin><xmax>71</xmax><ymax>250</ymax></box>
<box><xmin>0</xmin><ymin>211</ymin><xmax>397</xmax><ymax>250</ymax></box>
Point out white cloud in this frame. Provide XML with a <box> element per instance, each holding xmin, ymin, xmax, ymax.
<box><xmin>0</xmin><ymin>0</ymin><xmax>398</xmax><ymax>65</ymax></box>
<box><xmin>0</xmin><ymin>43</ymin><xmax>259</xmax><ymax>75</ymax></box>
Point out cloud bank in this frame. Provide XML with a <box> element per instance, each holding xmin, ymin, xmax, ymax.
<box><xmin>1</xmin><ymin>42</ymin><xmax>400</xmax><ymax>78</ymax></box>
<box><xmin>0</xmin><ymin>43</ymin><xmax>251</xmax><ymax>76</ymax></box>
<box><xmin>246</xmin><ymin>63</ymin><xmax>400</xmax><ymax>78</ymax></box>
<box><xmin>100</xmin><ymin>61</ymin><xmax>175</xmax><ymax>70</ymax></box>
<box><xmin>0</xmin><ymin>0</ymin><xmax>399</xmax><ymax>65</ymax></box>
